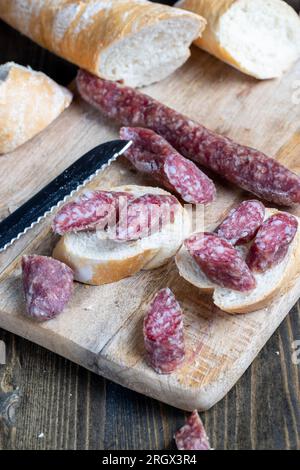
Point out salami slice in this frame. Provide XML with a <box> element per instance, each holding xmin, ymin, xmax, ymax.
<box><xmin>185</xmin><ymin>232</ymin><xmax>256</xmax><ymax>291</ymax></box>
<box><xmin>175</xmin><ymin>410</ymin><xmax>211</xmax><ymax>451</ymax></box>
<box><xmin>246</xmin><ymin>213</ymin><xmax>298</xmax><ymax>272</ymax></box>
<box><xmin>120</xmin><ymin>127</ymin><xmax>216</xmax><ymax>204</ymax></box>
<box><xmin>216</xmin><ymin>200</ymin><xmax>265</xmax><ymax>245</ymax></box>
<box><xmin>143</xmin><ymin>288</ymin><xmax>185</xmax><ymax>374</ymax></box>
<box><xmin>110</xmin><ymin>193</ymin><xmax>179</xmax><ymax>241</ymax></box>
<box><xmin>52</xmin><ymin>190</ymin><xmax>133</xmax><ymax>235</ymax></box>
<box><xmin>77</xmin><ymin>70</ymin><xmax>300</xmax><ymax>206</ymax></box>
<box><xmin>22</xmin><ymin>255</ymin><xmax>73</xmax><ymax>321</ymax></box>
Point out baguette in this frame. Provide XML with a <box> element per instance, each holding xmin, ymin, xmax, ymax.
<box><xmin>0</xmin><ymin>0</ymin><xmax>205</xmax><ymax>88</ymax></box>
<box><xmin>0</xmin><ymin>62</ymin><xmax>72</xmax><ymax>154</ymax></box>
<box><xmin>53</xmin><ymin>185</ymin><xmax>192</xmax><ymax>285</ymax></box>
<box><xmin>175</xmin><ymin>209</ymin><xmax>300</xmax><ymax>314</ymax></box>
<box><xmin>177</xmin><ymin>0</ymin><xmax>300</xmax><ymax>79</ymax></box>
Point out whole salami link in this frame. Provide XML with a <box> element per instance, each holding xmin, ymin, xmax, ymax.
<box><xmin>216</xmin><ymin>200</ymin><xmax>265</xmax><ymax>245</ymax></box>
<box><xmin>175</xmin><ymin>410</ymin><xmax>211</xmax><ymax>451</ymax></box>
<box><xmin>52</xmin><ymin>190</ymin><xmax>133</xmax><ymax>235</ymax></box>
<box><xmin>109</xmin><ymin>193</ymin><xmax>180</xmax><ymax>241</ymax></box>
<box><xmin>143</xmin><ymin>288</ymin><xmax>185</xmax><ymax>374</ymax></box>
<box><xmin>77</xmin><ymin>70</ymin><xmax>300</xmax><ymax>206</ymax></box>
<box><xmin>185</xmin><ymin>232</ymin><xmax>256</xmax><ymax>291</ymax></box>
<box><xmin>22</xmin><ymin>255</ymin><xmax>73</xmax><ymax>321</ymax></box>
<box><xmin>246</xmin><ymin>213</ymin><xmax>298</xmax><ymax>272</ymax></box>
<box><xmin>120</xmin><ymin>127</ymin><xmax>216</xmax><ymax>204</ymax></box>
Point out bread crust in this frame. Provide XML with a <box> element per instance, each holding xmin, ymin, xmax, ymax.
<box><xmin>0</xmin><ymin>1</ymin><xmax>205</xmax><ymax>85</ymax></box>
<box><xmin>53</xmin><ymin>236</ymin><xmax>157</xmax><ymax>285</ymax></box>
<box><xmin>0</xmin><ymin>62</ymin><xmax>72</xmax><ymax>154</ymax></box>
<box><xmin>177</xmin><ymin>0</ymin><xmax>240</xmax><ymax>70</ymax></box>
<box><xmin>178</xmin><ymin>0</ymin><xmax>300</xmax><ymax>78</ymax></box>
<box><xmin>179</xmin><ymin>0</ymin><xmax>234</xmax><ymax>49</ymax></box>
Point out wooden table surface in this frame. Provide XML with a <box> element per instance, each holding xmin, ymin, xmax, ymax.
<box><xmin>0</xmin><ymin>1</ymin><xmax>300</xmax><ymax>450</ymax></box>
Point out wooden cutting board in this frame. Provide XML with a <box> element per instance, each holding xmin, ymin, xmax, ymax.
<box><xmin>0</xmin><ymin>48</ymin><xmax>300</xmax><ymax>411</ymax></box>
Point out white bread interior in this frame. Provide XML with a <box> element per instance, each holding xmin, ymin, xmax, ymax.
<box><xmin>175</xmin><ymin>209</ymin><xmax>300</xmax><ymax>314</ymax></box>
<box><xmin>0</xmin><ymin>1</ymin><xmax>206</xmax><ymax>88</ymax></box>
<box><xmin>177</xmin><ymin>0</ymin><xmax>300</xmax><ymax>79</ymax></box>
<box><xmin>0</xmin><ymin>62</ymin><xmax>72</xmax><ymax>154</ymax></box>
<box><xmin>99</xmin><ymin>15</ymin><xmax>204</xmax><ymax>88</ymax></box>
<box><xmin>53</xmin><ymin>185</ymin><xmax>192</xmax><ymax>285</ymax></box>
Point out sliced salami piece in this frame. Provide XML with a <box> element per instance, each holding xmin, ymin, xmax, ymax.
<box><xmin>77</xmin><ymin>70</ymin><xmax>300</xmax><ymax>206</ymax></box>
<box><xmin>216</xmin><ymin>200</ymin><xmax>265</xmax><ymax>245</ymax></box>
<box><xmin>22</xmin><ymin>255</ymin><xmax>73</xmax><ymax>321</ymax></box>
<box><xmin>175</xmin><ymin>410</ymin><xmax>211</xmax><ymax>451</ymax></box>
<box><xmin>111</xmin><ymin>193</ymin><xmax>179</xmax><ymax>241</ymax></box>
<box><xmin>143</xmin><ymin>288</ymin><xmax>185</xmax><ymax>374</ymax></box>
<box><xmin>52</xmin><ymin>190</ymin><xmax>133</xmax><ymax>235</ymax></box>
<box><xmin>120</xmin><ymin>127</ymin><xmax>216</xmax><ymax>204</ymax></box>
<box><xmin>185</xmin><ymin>232</ymin><xmax>256</xmax><ymax>291</ymax></box>
<box><xmin>246</xmin><ymin>213</ymin><xmax>298</xmax><ymax>272</ymax></box>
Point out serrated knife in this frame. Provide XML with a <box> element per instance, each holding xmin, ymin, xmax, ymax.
<box><xmin>0</xmin><ymin>139</ymin><xmax>131</xmax><ymax>253</ymax></box>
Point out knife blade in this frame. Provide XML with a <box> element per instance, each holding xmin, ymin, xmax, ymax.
<box><xmin>0</xmin><ymin>139</ymin><xmax>131</xmax><ymax>253</ymax></box>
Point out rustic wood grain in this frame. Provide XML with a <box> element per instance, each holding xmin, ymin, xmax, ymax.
<box><xmin>0</xmin><ymin>0</ymin><xmax>300</xmax><ymax>448</ymax></box>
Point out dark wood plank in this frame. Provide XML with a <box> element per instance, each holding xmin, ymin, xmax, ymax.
<box><xmin>0</xmin><ymin>329</ymin><xmax>107</xmax><ymax>450</ymax></box>
<box><xmin>286</xmin><ymin>0</ymin><xmax>300</xmax><ymax>11</ymax></box>
<box><xmin>1</xmin><ymin>308</ymin><xmax>300</xmax><ymax>450</ymax></box>
<box><xmin>0</xmin><ymin>4</ymin><xmax>300</xmax><ymax>450</ymax></box>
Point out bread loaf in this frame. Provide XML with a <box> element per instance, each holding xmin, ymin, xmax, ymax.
<box><xmin>177</xmin><ymin>0</ymin><xmax>300</xmax><ymax>79</ymax></box>
<box><xmin>0</xmin><ymin>0</ymin><xmax>206</xmax><ymax>88</ymax></box>
<box><xmin>0</xmin><ymin>62</ymin><xmax>72</xmax><ymax>154</ymax></box>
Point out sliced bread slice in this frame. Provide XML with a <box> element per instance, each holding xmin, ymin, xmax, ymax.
<box><xmin>53</xmin><ymin>185</ymin><xmax>191</xmax><ymax>285</ymax></box>
<box><xmin>175</xmin><ymin>209</ymin><xmax>300</xmax><ymax>313</ymax></box>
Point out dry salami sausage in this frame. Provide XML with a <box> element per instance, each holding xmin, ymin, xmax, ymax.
<box><xmin>246</xmin><ymin>213</ymin><xmax>298</xmax><ymax>272</ymax></box>
<box><xmin>175</xmin><ymin>410</ymin><xmax>211</xmax><ymax>451</ymax></box>
<box><xmin>22</xmin><ymin>255</ymin><xmax>73</xmax><ymax>321</ymax></box>
<box><xmin>52</xmin><ymin>190</ymin><xmax>133</xmax><ymax>235</ymax></box>
<box><xmin>143</xmin><ymin>288</ymin><xmax>185</xmax><ymax>374</ymax></box>
<box><xmin>185</xmin><ymin>232</ymin><xmax>256</xmax><ymax>291</ymax></box>
<box><xmin>110</xmin><ymin>193</ymin><xmax>179</xmax><ymax>241</ymax></box>
<box><xmin>120</xmin><ymin>127</ymin><xmax>216</xmax><ymax>204</ymax></box>
<box><xmin>216</xmin><ymin>200</ymin><xmax>265</xmax><ymax>245</ymax></box>
<box><xmin>76</xmin><ymin>70</ymin><xmax>300</xmax><ymax>206</ymax></box>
